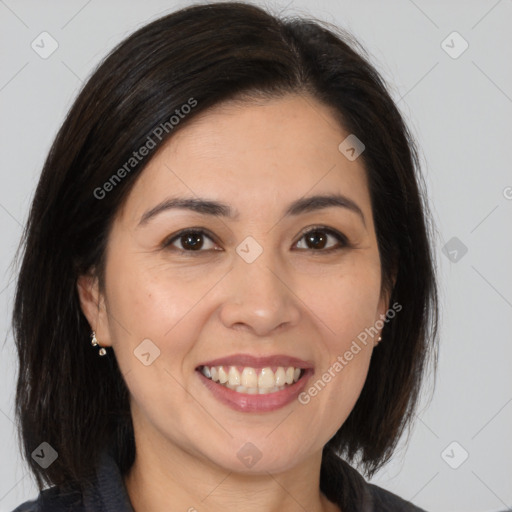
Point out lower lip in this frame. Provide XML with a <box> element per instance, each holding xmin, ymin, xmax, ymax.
<box><xmin>196</xmin><ymin>369</ymin><xmax>313</xmax><ymax>413</ymax></box>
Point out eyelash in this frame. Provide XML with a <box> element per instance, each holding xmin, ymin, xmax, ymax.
<box><xmin>162</xmin><ymin>226</ymin><xmax>350</xmax><ymax>255</ymax></box>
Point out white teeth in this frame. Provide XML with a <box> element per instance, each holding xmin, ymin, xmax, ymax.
<box><xmin>228</xmin><ymin>366</ymin><xmax>240</xmax><ymax>386</ymax></box>
<box><xmin>258</xmin><ymin>367</ymin><xmax>275</xmax><ymax>389</ymax></box>
<box><xmin>200</xmin><ymin>365</ymin><xmax>305</xmax><ymax>394</ymax></box>
<box><xmin>218</xmin><ymin>366</ymin><xmax>228</xmax><ymax>383</ymax></box>
<box><xmin>274</xmin><ymin>367</ymin><xmax>286</xmax><ymax>386</ymax></box>
<box><xmin>285</xmin><ymin>367</ymin><xmax>294</xmax><ymax>385</ymax></box>
<box><xmin>241</xmin><ymin>367</ymin><xmax>258</xmax><ymax>388</ymax></box>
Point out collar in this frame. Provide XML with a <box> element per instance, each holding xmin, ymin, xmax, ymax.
<box><xmin>82</xmin><ymin>446</ymin><xmax>135</xmax><ymax>512</ymax></box>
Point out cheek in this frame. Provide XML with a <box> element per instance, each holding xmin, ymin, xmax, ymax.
<box><xmin>104</xmin><ymin>252</ymin><xmax>223</xmax><ymax>376</ymax></box>
<box><xmin>302</xmin><ymin>260</ymin><xmax>382</xmax><ymax>343</ymax></box>
<box><xmin>106</xmin><ymin>251</ymin><xmax>208</xmax><ymax>330</ymax></box>
<box><xmin>299</xmin><ymin>258</ymin><xmax>380</xmax><ymax>407</ymax></box>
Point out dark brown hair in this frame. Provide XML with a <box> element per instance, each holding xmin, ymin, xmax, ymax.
<box><xmin>11</xmin><ymin>1</ymin><xmax>439</xmax><ymax>508</ymax></box>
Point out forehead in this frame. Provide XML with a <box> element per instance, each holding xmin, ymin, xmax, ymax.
<box><xmin>119</xmin><ymin>93</ymin><xmax>371</xmax><ymax>224</ymax></box>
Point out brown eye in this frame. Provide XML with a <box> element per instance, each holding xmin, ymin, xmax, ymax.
<box><xmin>163</xmin><ymin>226</ymin><xmax>349</xmax><ymax>254</ymax></box>
<box><xmin>295</xmin><ymin>227</ymin><xmax>348</xmax><ymax>252</ymax></box>
<box><xmin>179</xmin><ymin>232</ymin><xmax>205</xmax><ymax>250</ymax></box>
<box><xmin>164</xmin><ymin>229</ymin><xmax>218</xmax><ymax>252</ymax></box>
<box><xmin>304</xmin><ymin>230</ymin><xmax>328</xmax><ymax>250</ymax></box>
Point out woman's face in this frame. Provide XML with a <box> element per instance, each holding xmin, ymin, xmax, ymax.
<box><xmin>79</xmin><ymin>93</ymin><xmax>390</xmax><ymax>474</ymax></box>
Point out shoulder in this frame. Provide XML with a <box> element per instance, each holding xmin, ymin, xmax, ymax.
<box><xmin>321</xmin><ymin>450</ymin><xmax>427</xmax><ymax>511</ymax></box>
<box><xmin>10</xmin><ymin>486</ymin><xmax>83</xmax><ymax>512</ymax></box>
<box><xmin>366</xmin><ymin>482</ymin><xmax>427</xmax><ymax>511</ymax></box>
<box><xmin>11</xmin><ymin>446</ymin><xmax>135</xmax><ymax>512</ymax></box>
<box><xmin>10</xmin><ymin>497</ymin><xmax>38</xmax><ymax>512</ymax></box>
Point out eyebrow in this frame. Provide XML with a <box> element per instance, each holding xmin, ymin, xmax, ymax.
<box><xmin>138</xmin><ymin>193</ymin><xmax>366</xmax><ymax>227</ymax></box>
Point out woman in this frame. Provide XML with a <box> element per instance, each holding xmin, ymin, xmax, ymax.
<box><xmin>11</xmin><ymin>2</ymin><xmax>439</xmax><ymax>511</ymax></box>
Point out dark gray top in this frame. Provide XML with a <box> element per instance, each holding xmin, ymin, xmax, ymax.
<box><xmin>11</xmin><ymin>447</ymin><xmax>426</xmax><ymax>512</ymax></box>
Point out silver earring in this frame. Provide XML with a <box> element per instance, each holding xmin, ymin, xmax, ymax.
<box><xmin>376</xmin><ymin>335</ymin><xmax>382</xmax><ymax>346</ymax></box>
<box><xmin>91</xmin><ymin>331</ymin><xmax>107</xmax><ymax>356</ymax></box>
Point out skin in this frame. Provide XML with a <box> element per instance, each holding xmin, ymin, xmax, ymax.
<box><xmin>77</xmin><ymin>93</ymin><xmax>393</xmax><ymax>512</ymax></box>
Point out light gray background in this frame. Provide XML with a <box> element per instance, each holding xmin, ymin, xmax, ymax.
<box><xmin>1</xmin><ymin>1</ymin><xmax>511</xmax><ymax>511</ymax></box>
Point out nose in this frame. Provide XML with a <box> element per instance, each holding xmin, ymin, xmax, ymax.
<box><xmin>218</xmin><ymin>248</ymin><xmax>301</xmax><ymax>337</ymax></box>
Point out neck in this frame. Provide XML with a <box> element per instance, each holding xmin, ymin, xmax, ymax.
<box><xmin>123</xmin><ymin>436</ymin><xmax>340</xmax><ymax>512</ymax></box>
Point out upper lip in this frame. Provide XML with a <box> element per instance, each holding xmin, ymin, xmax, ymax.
<box><xmin>196</xmin><ymin>353</ymin><xmax>314</xmax><ymax>370</ymax></box>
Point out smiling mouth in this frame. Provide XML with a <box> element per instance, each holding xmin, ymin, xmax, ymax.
<box><xmin>196</xmin><ymin>365</ymin><xmax>306</xmax><ymax>394</ymax></box>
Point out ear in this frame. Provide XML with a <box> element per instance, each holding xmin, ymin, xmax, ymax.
<box><xmin>76</xmin><ymin>271</ymin><xmax>112</xmax><ymax>348</ymax></box>
<box><xmin>377</xmin><ymin>288</ymin><xmax>391</xmax><ymax>320</ymax></box>
<box><xmin>376</xmin><ymin>267</ymin><xmax>398</xmax><ymax>332</ymax></box>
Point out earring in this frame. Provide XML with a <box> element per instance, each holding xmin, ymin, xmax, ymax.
<box><xmin>376</xmin><ymin>335</ymin><xmax>382</xmax><ymax>346</ymax></box>
<box><xmin>91</xmin><ymin>331</ymin><xmax>107</xmax><ymax>356</ymax></box>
